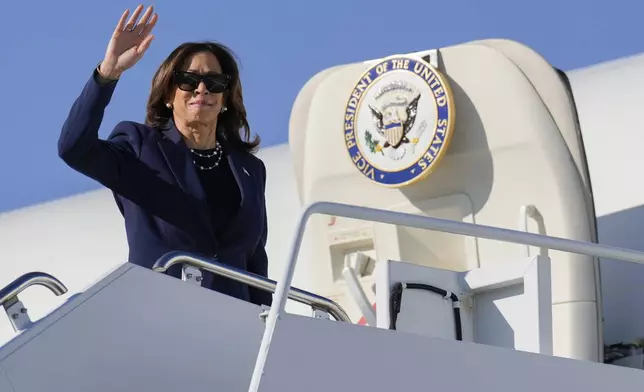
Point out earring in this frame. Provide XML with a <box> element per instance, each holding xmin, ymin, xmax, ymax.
<box><xmin>166</xmin><ymin>103</ymin><xmax>173</xmax><ymax>109</ymax></box>
<box><xmin>220</xmin><ymin>106</ymin><xmax>227</xmax><ymax>114</ymax></box>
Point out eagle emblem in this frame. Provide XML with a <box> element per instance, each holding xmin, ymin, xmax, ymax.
<box><xmin>368</xmin><ymin>94</ymin><xmax>420</xmax><ymax>150</ymax></box>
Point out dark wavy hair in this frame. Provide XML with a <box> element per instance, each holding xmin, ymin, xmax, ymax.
<box><xmin>145</xmin><ymin>41</ymin><xmax>260</xmax><ymax>153</ymax></box>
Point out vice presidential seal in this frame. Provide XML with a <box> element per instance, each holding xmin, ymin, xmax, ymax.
<box><xmin>343</xmin><ymin>55</ymin><xmax>455</xmax><ymax>187</ymax></box>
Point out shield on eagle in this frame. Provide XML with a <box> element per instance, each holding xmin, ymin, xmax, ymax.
<box><xmin>368</xmin><ymin>92</ymin><xmax>421</xmax><ymax>150</ymax></box>
<box><xmin>383</xmin><ymin>118</ymin><xmax>405</xmax><ymax>148</ymax></box>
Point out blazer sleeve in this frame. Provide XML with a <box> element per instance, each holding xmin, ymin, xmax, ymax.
<box><xmin>57</xmin><ymin>68</ymin><xmax>145</xmax><ymax>195</ymax></box>
<box><xmin>247</xmin><ymin>160</ymin><xmax>272</xmax><ymax>307</ymax></box>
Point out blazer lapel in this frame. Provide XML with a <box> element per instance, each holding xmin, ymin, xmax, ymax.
<box><xmin>216</xmin><ymin>139</ymin><xmax>247</xmax><ymax>243</ymax></box>
<box><xmin>224</xmin><ymin>143</ymin><xmax>246</xmax><ymax>206</ymax></box>
<box><xmin>157</xmin><ymin>125</ymin><xmax>213</xmax><ymax>237</ymax></box>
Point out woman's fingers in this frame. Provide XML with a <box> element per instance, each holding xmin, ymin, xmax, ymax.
<box><xmin>133</xmin><ymin>6</ymin><xmax>154</xmax><ymax>35</ymax></box>
<box><xmin>114</xmin><ymin>9</ymin><xmax>130</xmax><ymax>34</ymax></box>
<box><xmin>141</xmin><ymin>12</ymin><xmax>158</xmax><ymax>37</ymax></box>
<box><xmin>137</xmin><ymin>34</ymin><xmax>155</xmax><ymax>55</ymax></box>
<box><xmin>123</xmin><ymin>4</ymin><xmax>144</xmax><ymax>31</ymax></box>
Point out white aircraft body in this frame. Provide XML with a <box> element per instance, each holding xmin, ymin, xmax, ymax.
<box><xmin>1</xmin><ymin>39</ymin><xmax>644</xmax><ymax>390</ymax></box>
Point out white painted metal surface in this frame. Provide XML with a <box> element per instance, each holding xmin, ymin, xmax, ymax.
<box><xmin>0</xmin><ymin>368</ymin><xmax>12</xmax><ymax>392</ymax></box>
<box><xmin>255</xmin><ymin>313</ymin><xmax>644</xmax><ymax>392</ymax></box>
<box><xmin>0</xmin><ymin>264</ymin><xmax>266</xmax><ymax>392</ymax></box>
<box><xmin>568</xmin><ymin>53</ymin><xmax>644</xmax><ymax>346</ymax></box>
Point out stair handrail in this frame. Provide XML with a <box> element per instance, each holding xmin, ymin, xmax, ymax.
<box><xmin>0</xmin><ymin>272</ymin><xmax>68</xmax><ymax>332</ymax></box>
<box><xmin>0</xmin><ymin>272</ymin><xmax>68</xmax><ymax>309</ymax></box>
<box><xmin>151</xmin><ymin>251</ymin><xmax>351</xmax><ymax>323</ymax></box>
<box><xmin>248</xmin><ymin>201</ymin><xmax>644</xmax><ymax>392</ymax></box>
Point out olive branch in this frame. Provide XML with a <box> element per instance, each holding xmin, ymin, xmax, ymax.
<box><xmin>365</xmin><ymin>130</ymin><xmax>383</xmax><ymax>155</ymax></box>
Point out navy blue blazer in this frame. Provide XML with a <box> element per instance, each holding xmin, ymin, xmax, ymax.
<box><xmin>57</xmin><ymin>69</ymin><xmax>272</xmax><ymax>307</ymax></box>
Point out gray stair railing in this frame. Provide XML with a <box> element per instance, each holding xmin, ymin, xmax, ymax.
<box><xmin>0</xmin><ymin>272</ymin><xmax>68</xmax><ymax>332</ymax></box>
<box><xmin>152</xmin><ymin>250</ymin><xmax>351</xmax><ymax>323</ymax></box>
<box><xmin>248</xmin><ymin>200</ymin><xmax>644</xmax><ymax>392</ymax></box>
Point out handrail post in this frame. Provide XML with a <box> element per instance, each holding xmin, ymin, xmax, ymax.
<box><xmin>0</xmin><ymin>272</ymin><xmax>68</xmax><ymax>333</ymax></box>
<box><xmin>181</xmin><ymin>264</ymin><xmax>204</xmax><ymax>286</ymax></box>
<box><xmin>519</xmin><ymin>205</ymin><xmax>548</xmax><ymax>258</ymax></box>
<box><xmin>342</xmin><ymin>253</ymin><xmax>376</xmax><ymax>326</ymax></box>
<box><xmin>248</xmin><ymin>204</ymin><xmax>315</xmax><ymax>392</ymax></box>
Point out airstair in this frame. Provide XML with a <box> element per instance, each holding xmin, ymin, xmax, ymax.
<box><xmin>1</xmin><ymin>201</ymin><xmax>644</xmax><ymax>392</ymax></box>
<box><xmin>4</xmin><ymin>37</ymin><xmax>644</xmax><ymax>391</ymax></box>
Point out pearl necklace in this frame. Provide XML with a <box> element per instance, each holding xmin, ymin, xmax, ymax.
<box><xmin>190</xmin><ymin>142</ymin><xmax>223</xmax><ymax>171</ymax></box>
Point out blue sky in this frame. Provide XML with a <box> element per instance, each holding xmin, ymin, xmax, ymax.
<box><xmin>1</xmin><ymin>0</ymin><xmax>642</xmax><ymax>212</ymax></box>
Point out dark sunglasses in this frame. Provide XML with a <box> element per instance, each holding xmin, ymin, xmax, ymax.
<box><xmin>173</xmin><ymin>71</ymin><xmax>231</xmax><ymax>93</ymax></box>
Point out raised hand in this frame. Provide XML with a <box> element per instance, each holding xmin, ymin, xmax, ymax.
<box><xmin>99</xmin><ymin>5</ymin><xmax>158</xmax><ymax>80</ymax></box>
